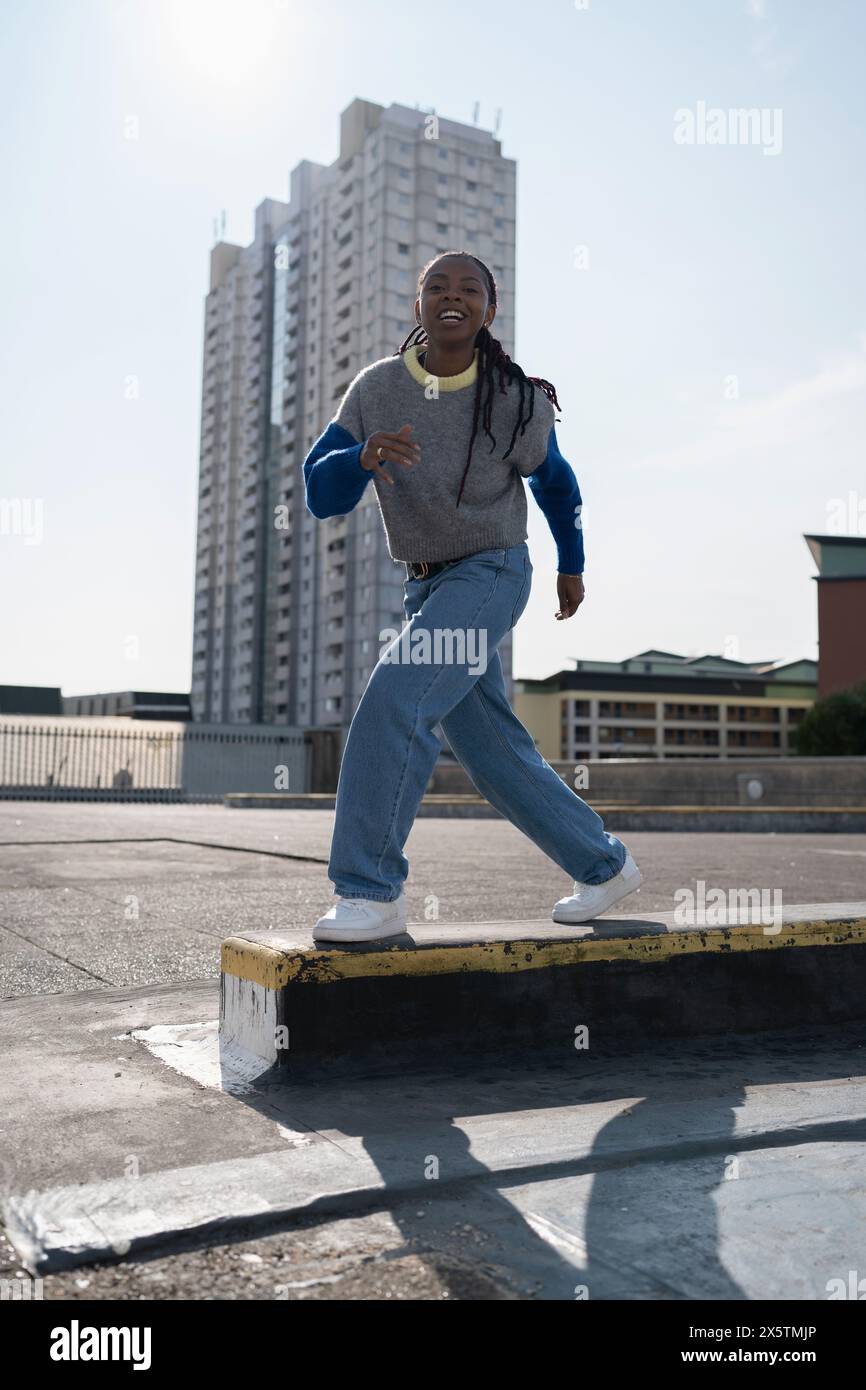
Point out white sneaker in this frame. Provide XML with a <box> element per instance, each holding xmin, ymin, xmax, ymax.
<box><xmin>313</xmin><ymin>893</ymin><xmax>408</xmax><ymax>943</ymax></box>
<box><xmin>552</xmin><ymin>850</ymin><xmax>642</xmax><ymax>924</ymax></box>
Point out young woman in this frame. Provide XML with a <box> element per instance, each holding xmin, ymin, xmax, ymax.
<box><xmin>303</xmin><ymin>251</ymin><xmax>641</xmax><ymax>941</ymax></box>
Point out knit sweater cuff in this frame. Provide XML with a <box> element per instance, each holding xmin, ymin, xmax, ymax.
<box><xmin>303</xmin><ymin>422</ymin><xmax>370</xmax><ymax>519</ymax></box>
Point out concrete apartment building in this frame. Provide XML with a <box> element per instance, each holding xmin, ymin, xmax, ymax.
<box><xmin>514</xmin><ymin>651</ymin><xmax>817</xmax><ymax>761</ymax></box>
<box><xmin>192</xmin><ymin>98</ymin><xmax>517</xmax><ymax>727</ymax></box>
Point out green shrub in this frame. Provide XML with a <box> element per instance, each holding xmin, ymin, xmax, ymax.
<box><xmin>793</xmin><ymin>682</ymin><xmax>866</xmax><ymax>755</ymax></box>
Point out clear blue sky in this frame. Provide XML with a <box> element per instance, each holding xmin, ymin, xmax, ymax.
<box><xmin>2</xmin><ymin>0</ymin><xmax>864</xmax><ymax>694</ymax></box>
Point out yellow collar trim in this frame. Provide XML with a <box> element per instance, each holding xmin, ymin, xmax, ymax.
<box><xmin>402</xmin><ymin>342</ymin><xmax>478</xmax><ymax>391</ymax></box>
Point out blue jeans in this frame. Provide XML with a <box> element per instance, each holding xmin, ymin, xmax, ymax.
<box><xmin>329</xmin><ymin>543</ymin><xmax>627</xmax><ymax>901</ymax></box>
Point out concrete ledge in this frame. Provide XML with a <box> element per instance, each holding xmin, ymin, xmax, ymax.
<box><xmin>224</xmin><ymin>793</ymin><xmax>866</xmax><ymax>830</ymax></box>
<box><xmin>434</xmin><ymin>756</ymin><xmax>866</xmax><ymax>807</ymax></box>
<box><xmin>224</xmin><ymin>791</ymin><xmax>493</xmax><ymax>814</ymax></box>
<box><xmin>220</xmin><ymin>902</ymin><xmax>866</xmax><ymax>1074</ymax></box>
<box><xmin>600</xmin><ymin>807</ymin><xmax>866</xmax><ymax>832</ymax></box>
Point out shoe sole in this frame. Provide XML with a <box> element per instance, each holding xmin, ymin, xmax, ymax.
<box><xmin>313</xmin><ymin>917</ymin><xmax>408</xmax><ymax>944</ymax></box>
<box><xmin>551</xmin><ymin>865</ymin><xmax>642</xmax><ymax>925</ymax></box>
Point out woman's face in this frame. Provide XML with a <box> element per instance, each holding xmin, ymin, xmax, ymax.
<box><xmin>415</xmin><ymin>256</ymin><xmax>495</xmax><ymax>350</ymax></box>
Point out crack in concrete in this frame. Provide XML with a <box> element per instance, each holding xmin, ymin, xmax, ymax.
<box><xmin>0</xmin><ymin>837</ymin><xmax>330</xmax><ymax>866</ymax></box>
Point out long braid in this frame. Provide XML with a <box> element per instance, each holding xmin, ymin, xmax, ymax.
<box><xmin>396</xmin><ymin>252</ymin><xmax>561</xmax><ymax>507</ymax></box>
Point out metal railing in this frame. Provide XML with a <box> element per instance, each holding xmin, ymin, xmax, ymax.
<box><xmin>0</xmin><ymin>721</ymin><xmax>309</xmax><ymax>802</ymax></box>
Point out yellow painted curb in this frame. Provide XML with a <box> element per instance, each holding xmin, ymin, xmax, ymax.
<box><xmin>599</xmin><ymin>805</ymin><xmax>866</xmax><ymax>814</ymax></box>
<box><xmin>221</xmin><ymin>915</ymin><xmax>866</xmax><ymax>990</ymax></box>
<box><xmin>223</xmin><ymin>795</ymin><xmax>866</xmax><ymax>813</ymax></box>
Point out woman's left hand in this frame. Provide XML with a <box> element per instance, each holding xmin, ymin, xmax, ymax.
<box><xmin>555</xmin><ymin>573</ymin><xmax>584</xmax><ymax>620</ymax></box>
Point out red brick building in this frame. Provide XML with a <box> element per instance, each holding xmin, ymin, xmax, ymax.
<box><xmin>804</xmin><ymin>534</ymin><xmax>866</xmax><ymax>697</ymax></box>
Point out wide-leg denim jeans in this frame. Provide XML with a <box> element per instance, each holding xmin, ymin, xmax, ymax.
<box><xmin>328</xmin><ymin>543</ymin><xmax>627</xmax><ymax>901</ymax></box>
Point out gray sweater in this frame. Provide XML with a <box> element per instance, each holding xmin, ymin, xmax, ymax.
<box><xmin>326</xmin><ymin>345</ymin><xmax>557</xmax><ymax>564</ymax></box>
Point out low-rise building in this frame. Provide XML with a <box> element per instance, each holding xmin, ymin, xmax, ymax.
<box><xmin>60</xmin><ymin>691</ymin><xmax>192</xmax><ymax>721</ymax></box>
<box><xmin>514</xmin><ymin>651</ymin><xmax>816</xmax><ymax>761</ymax></box>
<box><xmin>0</xmin><ymin>685</ymin><xmax>62</xmax><ymax>716</ymax></box>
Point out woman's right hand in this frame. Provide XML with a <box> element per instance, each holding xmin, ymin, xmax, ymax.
<box><xmin>361</xmin><ymin>425</ymin><xmax>420</xmax><ymax>485</ymax></box>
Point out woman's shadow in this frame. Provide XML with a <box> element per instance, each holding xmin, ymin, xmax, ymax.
<box><xmin>227</xmin><ymin>947</ymin><xmax>771</xmax><ymax>1300</ymax></box>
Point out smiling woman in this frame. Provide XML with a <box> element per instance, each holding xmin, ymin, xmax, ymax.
<box><xmin>301</xmin><ymin>249</ymin><xmax>641</xmax><ymax>943</ymax></box>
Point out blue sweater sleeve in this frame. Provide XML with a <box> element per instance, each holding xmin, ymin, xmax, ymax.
<box><xmin>303</xmin><ymin>421</ymin><xmax>372</xmax><ymax>519</ymax></box>
<box><xmin>525</xmin><ymin>426</ymin><xmax>584</xmax><ymax>574</ymax></box>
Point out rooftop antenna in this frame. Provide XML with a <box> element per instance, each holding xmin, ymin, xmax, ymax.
<box><xmin>472</xmin><ymin>101</ymin><xmax>480</xmax><ymax>125</ymax></box>
<box><xmin>494</xmin><ymin>108</ymin><xmax>502</xmax><ymax>136</ymax></box>
<box><xmin>220</xmin><ymin>209</ymin><xmax>227</xmax><ymax>235</ymax></box>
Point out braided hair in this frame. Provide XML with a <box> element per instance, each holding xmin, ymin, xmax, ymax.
<box><xmin>395</xmin><ymin>252</ymin><xmax>561</xmax><ymax>506</ymax></box>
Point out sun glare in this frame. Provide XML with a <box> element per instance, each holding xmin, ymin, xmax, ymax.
<box><xmin>160</xmin><ymin>0</ymin><xmax>291</xmax><ymax>85</ymax></box>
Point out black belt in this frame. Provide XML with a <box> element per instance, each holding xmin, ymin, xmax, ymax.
<box><xmin>404</xmin><ymin>559</ymin><xmax>455</xmax><ymax>580</ymax></box>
